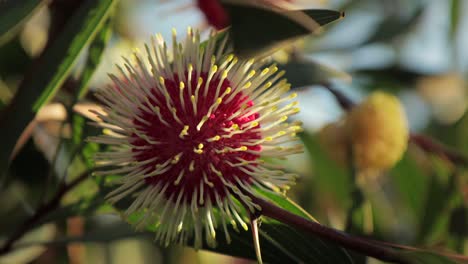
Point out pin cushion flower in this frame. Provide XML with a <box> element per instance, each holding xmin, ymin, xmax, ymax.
<box><xmin>89</xmin><ymin>28</ymin><xmax>303</xmax><ymax>248</ymax></box>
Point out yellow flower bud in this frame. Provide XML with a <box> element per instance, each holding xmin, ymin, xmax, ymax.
<box><xmin>318</xmin><ymin>91</ymin><xmax>409</xmax><ymax>177</ymax></box>
<box><xmin>347</xmin><ymin>91</ymin><xmax>409</xmax><ymax>174</ymax></box>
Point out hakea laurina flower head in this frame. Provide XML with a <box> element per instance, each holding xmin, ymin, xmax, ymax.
<box><xmin>89</xmin><ymin>28</ymin><xmax>303</xmax><ymax>248</ymax></box>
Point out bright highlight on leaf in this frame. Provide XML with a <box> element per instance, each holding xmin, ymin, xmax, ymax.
<box><xmin>89</xmin><ymin>28</ymin><xmax>303</xmax><ymax>248</ymax></box>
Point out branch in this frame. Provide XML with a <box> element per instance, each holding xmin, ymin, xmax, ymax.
<box><xmin>251</xmin><ymin>195</ymin><xmax>411</xmax><ymax>264</ymax></box>
<box><xmin>409</xmin><ymin>134</ymin><xmax>468</xmax><ymax>166</ymax></box>
<box><xmin>0</xmin><ymin>170</ymin><xmax>91</xmax><ymax>256</ymax></box>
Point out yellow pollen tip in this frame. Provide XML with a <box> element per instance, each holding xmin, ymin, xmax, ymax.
<box><xmin>216</xmin><ymin>98</ymin><xmax>222</xmax><ymax>104</ymax></box>
<box><xmin>211</xmin><ymin>65</ymin><xmax>218</xmax><ymax>73</ymax></box>
<box><xmin>251</xmin><ymin>122</ymin><xmax>259</xmax><ymax>127</ymax></box>
<box><xmin>289</xmin><ymin>93</ymin><xmax>298</xmax><ymax>99</ymax></box>
<box><xmin>239</xmin><ymin>146</ymin><xmax>248</xmax><ymax>151</ymax></box>
<box><xmin>198</xmin><ymin>77</ymin><xmax>203</xmax><ymax>85</ymax></box>
<box><xmin>222</xmin><ymin>70</ymin><xmax>228</xmax><ymax>78</ymax></box>
<box><xmin>261</xmin><ymin>68</ymin><xmax>269</xmax><ymax>76</ymax></box>
<box><xmin>208</xmin><ymin>135</ymin><xmax>221</xmax><ymax>142</ymax></box>
<box><xmin>280</xmin><ymin>116</ymin><xmax>288</xmax><ymax>122</ymax></box>
<box><xmin>198</xmin><ymin>143</ymin><xmax>204</xmax><ymax>149</ymax></box>
<box><xmin>248</xmin><ymin>70</ymin><xmax>256</xmax><ymax>78</ymax></box>
<box><xmin>171</xmin><ymin>28</ymin><xmax>177</xmax><ymax>35</ymax></box>
<box><xmin>159</xmin><ymin>77</ymin><xmax>165</xmax><ymax>85</ymax></box>
<box><xmin>232</xmin><ymin>124</ymin><xmax>239</xmax><ymax>130</ymax></box>
<box><xmin>188</xmin><ymin>64</ymin><xmax>193</xmax><ymax>71</ymax></box>
<box><xmin>265</xmin><ymin>137</ymin><xmax>273</xmax><ymax>141</ymax></box>
<box><xmin>211</xmin><ymin>55</ymin><xmax>216</xmax><ymax>64</ymax></box>
<box><xmin>179</xmin><ymin>125</ymin><xmax>189</xmax><ymax>138</ymax></box>
<box><xmin>179</xmin><ymin>82</ymin><xmax>185</xmax><ymax>89</ymax></box>
<box><xmin>191</xmin><ymin>95</ymin><xmax>196</xmax><ymax>101</ymax></box>
<box><xmin>225</xmin><ymin>87</ymin><xmax>232</xmax><ymax>94</ymax></box>
<box><xmin>227</xmin><ymin>54</ymin><xmax>234</xmax><ymax>61</ymax></box>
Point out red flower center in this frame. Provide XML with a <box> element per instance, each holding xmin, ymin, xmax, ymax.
<box><xmin>131</xmin><ymin>71</ymin><xmax>261</xmax><ymax>204</ymax></box>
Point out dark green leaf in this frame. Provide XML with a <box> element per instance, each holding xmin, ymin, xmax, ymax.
<box><xmin>390</xmin><ymin>153</ymin><xmax>429</xmax><ymax>221</ymax></box>
<box><xmin>279</xmin><ymin>60</ymin><xmax>351</xmax><ymax>88</ymax></box>
<box><xmin>299</xmin><ymin>131</ymin><xmax>352</xmax><ymax>210</ymax></box>
<box><xmin>224</xmin><ymin>4</ymin><xmax>343</xmax><ymax>57</ymax></box>
<box><xmin>255</xmin><ymin>188</ymin><xmax>317</xmax><ymax>221</ymax></box>
<box><xmin>0</xmin><ymin>0</ymin><xmax>116</xmax><ymax>176</ymax></box>
<box><xmin>194</xmin><ymin>218</ymin><xmax>354</xmax><ymax>264</ymax></box>
<box><xmin>76</xmin><ymin>15</ymin><xmax>114</xmax><ymax>100</ymax></box>
<box><xmin>0</xmin><ymin>0</ymin><xmax>47</xmax><ymax>46</ymax></box>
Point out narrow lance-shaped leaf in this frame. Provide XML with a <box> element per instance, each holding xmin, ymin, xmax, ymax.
<box><xmin>76</xmin><ymin>14</ymin><xmax>114</xmax><ymax>101</ymax></box>
<box><xmin>0</xmin><ymin>0</ymin><xmax>117</xmax><ymax>176</ymax></box>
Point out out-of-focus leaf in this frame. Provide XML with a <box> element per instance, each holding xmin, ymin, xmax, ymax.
<box><xmin>418</xmin><ymin>158</ymin><xmax>457</xmax><ymax>243</ymax></box>
<box><xmin>450</xmin><ymin>0</ymin><xmax>461</xmax><ymax>40</ymax></box>
<box><xmin>0</xmin><ymin>38</ymin><xmax>31</xmax><ymax>76</ymax></box>
<box><xmin>76</xmin><ymin>15</ymin><xmax>113</xmax><ymax>100</ymax></box>
<box><xmin>0</xmin><ymin>0</ymin><xmax>47</xmax><ymax>46</ymax></box>
<box><xmin>299</xmin><ymin>131</ymin><xmax>352</xmax><ymax>210</ymax></box>
<box><xmin>0</xmin><ymin>0</ymin><xmax>116</xmax><ymax>176</ymax></box>
<box><xmin>401</xmin><ymin>251</ymin><xmax>458</xmax><ymax>264</ymax></box>
<box><xmin>0</xmin><ymin>224</ymin><xmax>56</xmax><ymax>264</ymax></box>
<box><xmin>223</xmin><ymin>4</ymin><xmax>343</xmax><ymax>57</ymax></box>
<box><xmin>390</xmin><ymin>152</ymin><xmax>429</xmax><ymax>222</ymax></box>
<box><xmin>279</xmin><ymin>59</ymin><xmax>351</xmax><ymax>88</ymax></box>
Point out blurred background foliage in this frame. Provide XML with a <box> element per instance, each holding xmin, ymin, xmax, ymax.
<box><xmin>0</xmin><ymin>0</ymin><xmax>467</xmax><ymax>263</ymax></box>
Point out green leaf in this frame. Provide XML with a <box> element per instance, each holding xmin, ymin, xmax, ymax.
<box><xmin>255</xmin><ymin>188</ymin><xmax>317</xmax><ymax>222</ymax></box>
<box><xmin>193</xmin><ymin>218</ymin><xmax>354</xmax><ymax>264</ymax></box>
<box><xmin>0</xmin><ymin>0</ymin><xmax>47</xmax><ymax>46</ymax></box>
<box><xmin>76</xmin><ymin>15</ymin><xmax>114</xmax><ymax>100</ymax></box>
<box><xmin>223</xmin><ymin>4</ymin><xmax>344</xmax><ymax>57</ymax></box>
<box><xmin>125</xmin><ymin>210</ymin><xmax>353</xmax><ymax>264</ymax></box>
<box><xmin>401</xmin><ymin>251</ymin><xmax>458</xmax><ymax>264</ymax></box>
<box><xmin>390</xmin><ymin>152</ymin><xmax>429</xmax><ymax>222</ymax></box>
<box><xmin>299</xmin><ymin>131</ymin><xmax>352</xmax><ymax>210</ymax></box>
<box><xmin>0</xmin><ymin>0</ymin><xmax>117</xmax><ymax>176</ymax></box>
<box><xmin>32</xmin><ymin>0</ymin><xmax>116</xmax><ymax>111</ymax></box>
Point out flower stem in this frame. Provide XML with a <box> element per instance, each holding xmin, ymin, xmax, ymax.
<box><xmin>251</xmin><ymin>195</ymin><xmax>411</xmax><ymax>264</ymax></box>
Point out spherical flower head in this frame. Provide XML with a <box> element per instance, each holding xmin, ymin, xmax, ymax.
<box><xmin>318</xmin><ymin>91</ymin><xmax>409</xmax><ymax>177</ymax></box>
<box><xmin>347</xmin><ymin>91</ymin><xmax>409</xmax><ymax>174</ymax></box>
<box><xmin>89</xmin><ymin>28</ymin><xmax>302</xmax><ymax>248</ymax></box>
